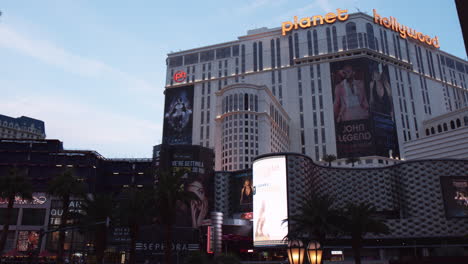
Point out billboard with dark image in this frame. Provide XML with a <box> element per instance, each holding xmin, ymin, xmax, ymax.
<box><xmin>162</xmin><ymin>85</ymin><xmax>194</xmax><ymax>145</ymax></box>
<box><xmin>441</xmin><ymin>177</ymin><xmax>468</xmax><ymax>218</ymax></box>
<box><xmin>230</xmin><ymin>170</ymin><xmax>253</xmax><ymax>214</ymax></box>
<box><xmin>154</xmin><ymin>144</ymin><xmax>214</xmax><ymax>228</ymax></box>
<box><xmin>331</xmin><ymin>58</ymin><xmax>399</xmax><ymax>158</ymax></box>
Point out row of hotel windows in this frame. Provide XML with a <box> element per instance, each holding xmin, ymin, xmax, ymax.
<box><xmin>168</xmin><ymin>21</ymin><xmax>467</xmax><ymax>91</ymax></box>
<box><xmin>425</xmin><ymin>117</ymin><xmax>468</xmax><ymax>136</ymax></box>
<box><xmin>222</xmin><ymin>93</ymin><xmax>259</xmax><ymax>114</ymax></box>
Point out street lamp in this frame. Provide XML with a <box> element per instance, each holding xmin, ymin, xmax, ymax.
<box><xmin>307</xmin><ymin>241</ymin><xmax>323</xmax><ymax>264</ymax></box>
<box><xmin>287</xmin><ymin>239</ymin><xmax>305</xmax><ymax>264</ymax></box>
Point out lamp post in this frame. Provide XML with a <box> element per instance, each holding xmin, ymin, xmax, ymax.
<box><xmin>307</xmin><ymin>241</ymin><xmax>323</xmax><ymax>264</ymax></box>
<box><xmin>287</xmin><ymin>239</ymin><xmax>305</xmax><ymax>264</ymax></box>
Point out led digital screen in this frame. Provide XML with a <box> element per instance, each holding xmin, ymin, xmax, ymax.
<box><xmin>253</xmin><ymin>156</ymin><xmax>288</xmax><ymax>246</ymax></box>
<box><xmin>441</xmin><ymin>177</ymin><xmax>468</xmax><ymax>218</ymax></box>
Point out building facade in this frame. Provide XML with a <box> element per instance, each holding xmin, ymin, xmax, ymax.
<box><xmin>0</xmin><ymin>115</ymin><xmax>46</xmax><ymax>140</ymax></box>
<box><xmin>164</xmin><ymin>10</ymin><xmax>468</xmax><ymax>171</ymax></box>
<box><xmin>404</xmin><ymin>106</ymin><xmax>468</xmax><ymax>159</ymax></box>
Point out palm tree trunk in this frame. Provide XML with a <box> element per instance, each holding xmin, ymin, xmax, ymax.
<box><xmin>57</xmin><ymin>196</ymin><xmax>70</xmax><ymax>264</ymax></box>
<box><xmin>164</xmin><ymin>223</ymin><xmax>173</xmax><ymax>264</ymax></box>
<box><xmin>129</xmin><ymin>224</ymin><xmax>139</xmax><ymax>264</ymax></box>
<box><xmin>352</xmin><ymin>238</ymin><xmax>362</xmax><ymax>264</ymax></box>
<box><xmin>0</xmin><ymin>195</ymin><xmax>15</xmax><ymax>253</ymax></box>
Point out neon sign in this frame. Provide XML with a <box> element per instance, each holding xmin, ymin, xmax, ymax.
<box><xmin>373</xmin><ymin>9</ymin><xmax>440</xmax><ymax>48</ymax></box>
<box><xmin>173</xmin><ymin>70</ymin><xmax>187</xmax><ymax>83</ymax></box>
<box><xmin>281</xmin><ymin>9</ymin><xmax>349</xmax><ymax>35</ymax></box>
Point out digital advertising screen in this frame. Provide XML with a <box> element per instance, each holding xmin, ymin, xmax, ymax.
<box><xmin>162</xmin><ymin>85</ymin><xmax>194</xmax><ymax>145</ymax></box>
<box><xmin>253</xmin><ymin>156</ymin><xmax>288</xmax><ymax>247</ymax></box>
<box><xmin>230</xmin><ymin>170</ymin><xmax>253</xmax><ymax>214</ymax></box>
<box><xmin>441</xmin><ymin>177</ymin><xmax>468</xmax><ymax>218</ymax></box>
<box><xmin>331</xmin><ymin>58</ymin><xmax>399</xmax><ymax>159</ymax></box>
<box><xmin>17</xmin><ymin>231</ymin><xmax>39</xmax><ymax>251</ymax></box>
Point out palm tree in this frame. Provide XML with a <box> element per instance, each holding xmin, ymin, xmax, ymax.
<box><xmin>47</xmin><ymin>170</ymin><xmax>86</xmax><ymax>264</ymax></box>
<box><xmin>117</xmin><ymin>187</ymin><xmax>153</xmax><ymax>264</ymax></box>
<box><xmin>287</xmin><ymin>193</ymin><xmax>342</xmax><ymax>247</ymax></box>
<box><xmin>341</xmin><ymin>202</ymin><xmax>390</xmax><ymax>264</ymax></box>
<box><xmin>0</xmin><ymin>167</ymin><xmax>33</xmax><ymax>253</ymax></box>
<box><xmin>153</xmin><ymin>170</ymin><xmax>199</xmax><ymax>264</ymax></box>
<box><xmin>345</xmin><ymin>156</ymin><xmax>360</xmax><ymax>167</ymax></box>
<box><xmin>322</xmin><ymin>154</ymin><xmax>337</xmax><ymax>167</ymax></box>
<box><xmin>79</xmin><ymin>193</ymin><xmax>114</xmax><ymax>264</ymax></box>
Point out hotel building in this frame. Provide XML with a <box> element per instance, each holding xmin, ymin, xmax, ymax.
<box><xmin>163</xmin><ymin>10</ymin><xmax>468</xmax><ymax>171</ymax></box>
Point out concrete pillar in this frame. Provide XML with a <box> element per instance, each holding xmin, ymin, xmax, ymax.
<box><xmin>211</xmin><ymin>212</ymin><xmax>223</xmax><ymax>255</ymax></box>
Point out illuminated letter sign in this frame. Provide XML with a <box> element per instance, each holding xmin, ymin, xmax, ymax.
<box><xmin>282</xmin><ymin>8</ymin><xmax>349</xmax><ymax>35</ymax></box>
<box><xmin>173</xmin><ymin>70</ymin><xmax>187</xmax><ymax>83</ymax></box>
<box><xmin>373</xmin><ymin>9</ymin><xmax>440</xmax><ymax>48</ymax></box>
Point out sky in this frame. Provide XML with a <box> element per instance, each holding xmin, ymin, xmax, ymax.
<box><xmin>0</xmin><ymin>0</ymin><xmax>466</xmax><ymax>158</ymax></box>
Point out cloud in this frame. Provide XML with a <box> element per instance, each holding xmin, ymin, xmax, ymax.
<box><xmin>0</xmin><ymin>94</ymin><xmax>161</xmax><ymax>158</ymax></box>
<box><xmin>236</xmin><ymin>0</ymin><xmax>286</xmax><ymax>14</ymax></box>
<box><xmin>0</xmin><ymin>24</ymin><xmax>156</xmax><ymax>92</ymax></box>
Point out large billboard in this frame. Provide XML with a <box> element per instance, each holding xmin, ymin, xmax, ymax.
<box><xmin>441</xmin><ymin>177</ymin><xmax>468</xmax><ymax>218</ymax></box>
<box><xmin>331</xmin><ymin>58</ymin><xmax>399</xmax><ymax>158</ymax></box>
<box><xmin>162</xmin><ymin>85</ymin><xmax>194</xmax><ymax>145</ymax></box>
<box><xmin>230</xmin><ymin>170</ymin><xmax>253</xmax><ymax>215</ymax></box>
<box><xmin>253</xmin><ymin>156</ymin><xmax>288</xmax><ymax>247</ymax></box>
<box><xmin>154</xmin><ymin>144</ymin><xmax>214</xmax><ymax>228</ymax></box>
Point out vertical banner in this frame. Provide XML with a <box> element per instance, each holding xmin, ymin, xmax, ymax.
<box><xmin>331</xmin><ymin>58</ymin><xmax>398</xmax><ymax>158</ymax></box>
<box><xmin>230</xmin><ymin>170</ymin><xmax>253</xmax><ymax>214</ymax></box>
<box><xmin>253</xmin><ymin>156</ymin><xmax>288</xmax><ymax>246</ymax></box>
<box><xmin>162</xmin><ymin>85</ymin><xmax>194</xmax><ymax>145</ymax></box>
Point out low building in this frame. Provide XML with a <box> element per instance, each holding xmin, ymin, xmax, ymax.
<box><xmin>404</xmin><ymin>107</ymin><xmax>468</xmax><ymax>159</ymax></box>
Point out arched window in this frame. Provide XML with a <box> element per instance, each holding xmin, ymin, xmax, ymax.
<box><xmin>313</xmin><ymin>30</ymin><xmax>319</xmax><ymax>55</ymax></box>
<box><xmin>366</xmin><ymin>23</ymin><xmax>375</xmax><ymax>50</ymax></box>
<box><xmin>332</xmin><ymin>26</ymin><xmax>338</xmax><ymax>52</ymax></box>
<box><xmin>253</xmin><ymin>42</ymin><xmax>258</xmax><ymax>72</ymax></box>
<box><xmin>456</xmin><ymin>118</ymin><xmax>461</xmax><ymax>127</ymax></box>
<box><xmin>430</xmin><ymin>127</ymin><xmax>435</xmax><ymax>134</ymax></box>
<box><xmin>450</xmin><ymin>120</ymin><xmax>455</xmax><ymax>129</ymax></box>
<box><xmin>346</xmin><ymin>22</ymin><xmax>358</xmax><ymax>49</ymax></box>
<box><xmin>437</xmin><ymin>125</ymin><xmax>442</xmax><ymax>133</ymax></box>
<box><xmin>443</xmin><ymin>123</ymin><xmax>448</xmax><ymax>131</ymax></box>
<box><xmin>326</xmin><ymin>28</ymin><xmax>332</xmax><ymax>53</ymax></box>
<box><xmin>425</xmin><ymin>129</ymin><xmax>430</xmax><ymax>136</ymax></box>
<box><xmin>464</xmin><ymin>116</ymin><xmax>468</xmax><ymax>126</ymax></box>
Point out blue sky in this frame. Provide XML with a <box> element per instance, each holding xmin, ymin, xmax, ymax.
<box><xmin>0</xmin><ymin>0</ymin><xmax>465</xmax><ymax>158</ymax></box>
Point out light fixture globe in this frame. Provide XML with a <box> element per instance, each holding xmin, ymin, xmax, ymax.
<box><xmin>307</xmin><ymin>241</ymin><xmax>323</xmax><ymax>264</ymax></box>
<box><xmin>287</xmin><ymin>239</ymin><xmax>305</xmax><ymax>264</ymax></box>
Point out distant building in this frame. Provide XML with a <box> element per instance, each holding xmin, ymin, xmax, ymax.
<box><xmin>0</xmin><ymin>114</ymin><xmax>46</xmax><ymax>139</ymax></box>
<box><xmin>404</xmin><ymin>106</ymin><xmax>468</xmax><ymax>159</ymax></box>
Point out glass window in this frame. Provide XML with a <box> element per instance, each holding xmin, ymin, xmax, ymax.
<box><xmin>288</xmin><ymin>35</ymin><xmax>294</xmax><ymax>65</ymax></box>
<box><xmin>346</xmin><ymin>22</ymin><xmax>358</xmax><ymax>49</ymax></box>
<box><xmin>200</xmin><ymin>50</ymin><xmax>214</xmax><ymax>62</ymax></box>
<box><xmin>259</xmin><ymin>41</ymin><xmax>263</xmax><ymax>71</ymax></box>
<box><xmin>326</xmin><ymin>28</ymin><xmax>332</xmax><ymax>53</ymax></box>
<box><xmin>307</xmin><ymin>31</ymin><xmax>312</xmax><ymax>56</ymax></box>
<box><xmin>21</xmin><ymin>209</ymin><xmax>46</xmax><ymax>226</ymax></box>
<box><xmin>216</xmin><ymin>47</ymin><xmax>231</xmax><ymax>59</ymax></box>
<box><xmin>253</xmin><ymin>42</ymin><xmax>258</xmax><ymax>72</ymax></box>
<box><xmin>0</xmin><ymin>208</ymin><xmax>19</xmax><ymax>225</ymax></box>
<box><xmin>270</xmin><ymin>39</ymin><xmax>276</xmax><ymax>68</ymax></box>
<box><xmin>168</xmin><ymin>56</ymin><xmax>183</xmax><ymax>67</ymax></box>
<box><xmin>184</xmin><ymin>53</ymin><xmax>199</xmax><ymax>65</ymax></box>
<box><xmin>332</xmin><ymin>26</ymin><xmax>338</xmax><ymax>52</ymax></box>
<box><xmin>313</xmin><ymin>30</ymin><xmax>319</xmax><ymax>55</ymax></box>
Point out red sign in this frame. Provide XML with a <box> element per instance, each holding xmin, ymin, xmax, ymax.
<box><xmin>173</xmin><ymin>70</ymin><xmax>187</xmax><ymax>83</ymax></box>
